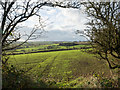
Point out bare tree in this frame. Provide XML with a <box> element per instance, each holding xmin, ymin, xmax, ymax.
<box><xmin>0</xmin><ymin>0</ymin><xmax>80</xmax><ymax>64</ymax></box>
<box><xmin>78</xmin><ymin>1</ymin><xmax>120</xmax><ymax>69</ymax></box>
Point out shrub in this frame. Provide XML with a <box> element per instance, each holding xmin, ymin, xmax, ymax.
<box><xmin>93</xmin><ymin>73</ymin><xmax>118</xmax><ymax>88</ymax></box>
<box><xmin>2</xmin><ymin>64</ymin><xmax>48</xmax><ymax>89</ymax></box>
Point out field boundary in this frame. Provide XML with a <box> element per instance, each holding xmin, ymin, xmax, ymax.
<box><xmin>5</xmin><ymin>47</ymin><xmax>92</xmax><ymax>55</ymax></box>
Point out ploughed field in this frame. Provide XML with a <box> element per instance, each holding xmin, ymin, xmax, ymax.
<box><xmin>8</xmin><ymin>50</ymin><xmax>117</xmax><ymax>88</ymax></box>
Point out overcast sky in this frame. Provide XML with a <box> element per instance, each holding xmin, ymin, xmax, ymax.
<box><xmin>19</xmin><ymin>5</ymin><xmax>88</xmax><ymax>41</ymax></box>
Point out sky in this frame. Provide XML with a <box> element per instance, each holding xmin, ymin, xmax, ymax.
<box><xmin>19</xmin><ymin>5</ymin><xmax>88</xmax><ymax>41</ymax></box>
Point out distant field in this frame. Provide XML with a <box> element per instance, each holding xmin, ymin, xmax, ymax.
<box><xmin>7</xmin><ymin>44</ymin><xmax>91</xmax><ymax>55</ymax></box>
<box><xmin>8</xmin><ymin>50</ymin><xmax>116</xmax><ymax>88</ymax></box>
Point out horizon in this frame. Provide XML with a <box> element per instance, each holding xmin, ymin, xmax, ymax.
<box><xmin>17</xmin><ymin>40</ymin><xmax>88</xmax><ymax>42</ymax></box>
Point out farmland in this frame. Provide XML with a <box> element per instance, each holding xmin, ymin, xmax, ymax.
<box><xmin>2</xmin><ymin>1</ymin><xmax>120</xmax><ymax>89</ymax></box>
<box><xmin>6</xmin><ymin>41</ymin><xmax>91</xmax><ymax>55</ymax></box>
<box><xmin>7</xmin><ymin>45</ymin><xmax>118</xmax><ymax>88</ymax></box>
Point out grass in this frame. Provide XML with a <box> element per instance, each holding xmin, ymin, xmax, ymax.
<box><xmin>7</xmin><ymin>49</ymin><xmax>118</xmax><ymax>88</ymax></box>
<box><xmin>7</xmin><ymin>44</ymin><xmax>91</xmax><ymax>54</ymax></box>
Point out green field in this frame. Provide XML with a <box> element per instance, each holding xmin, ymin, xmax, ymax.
<box><xmin>8</xmin><ymin>49</ymin><xmax>117</xmax><ymax>88</ymax></box>
<box><xmin>7</xmin><ymin>41</ymin><xmax>91</xmax><ymax>54</ymax></box>
<box><xmin>13</xmin><ymin>44</ymin><xmax>90</xmax><ymax>53</ymax></box>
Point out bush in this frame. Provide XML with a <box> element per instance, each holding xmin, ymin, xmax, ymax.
<box><xmin>93</xmin><ymin>73</ymin><xmax>118</xmax><ymax>88</ymax></box>
<box><xmin>2</xmin><ymin>64</ymin><xmax>48</xmax><ymax>89</ymax></box>
<box><xmin>2</xmin><ymin>64</ymin><xmax>29</xmax><ymax>88</ymax></box>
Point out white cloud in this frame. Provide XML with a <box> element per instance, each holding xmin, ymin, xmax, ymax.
<box><xmin>19</xmin><ymin>6</ymin><xmax>88</xmax><ymax>41</ymax></box>
<box><xmin>42</xmin><ymin>7</ymin><xmax>87</xmax><ymax>32</ymax></box>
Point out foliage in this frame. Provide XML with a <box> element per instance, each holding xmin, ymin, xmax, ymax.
<box><xmin>93</xmin><ymin>73</ymin><xmax>118</xmax><ymax>88</ymax></box>
<box><xmin>79</xmin><ymin>1</ymin><xmax>120</xmax><ymax>69</ymax></box>
<box><xmin>3</xmin><ymin>64</ymin><xmax>28</xmax><ymax>88</ymax></box>
<box><xmin>59</xmin><ymin>42</ymin><xmax>79</xmax><ymax>46</ymax></box>
<box><xmin>2</xmin><ymin>64</ymin><xmax>48</xmax><ymax>88</ymax></box>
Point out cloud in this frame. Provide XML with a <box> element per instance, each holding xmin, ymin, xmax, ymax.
<box><xmin>18</xmin><ymin>6</ymin><xmax>88</xmax><ymax>41</ymax></box>
<box><xmin>42</xmin><ymin>7</ymin><xmax>87</xmax><ymax>32</ymax></box>
<box><xmin>21</xmin><ymin>6</ymin><xmax>87</xmax><ymax>32</ymax></box>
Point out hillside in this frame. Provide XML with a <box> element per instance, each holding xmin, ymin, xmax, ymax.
<box><xmin>7</xmin><ymin>50</ymin><xmax>117</xmax><ymax>88</ymax></box>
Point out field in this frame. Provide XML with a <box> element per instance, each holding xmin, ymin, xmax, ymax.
<box><xmin>7</xmin><ymin>41</ymin><xmax>91</xmax><ymax>55</ymax></box>
<box><xmin>8</xmin><ymin>49</ymin><xmax>118</xmax><ymax>88</ymax></box>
